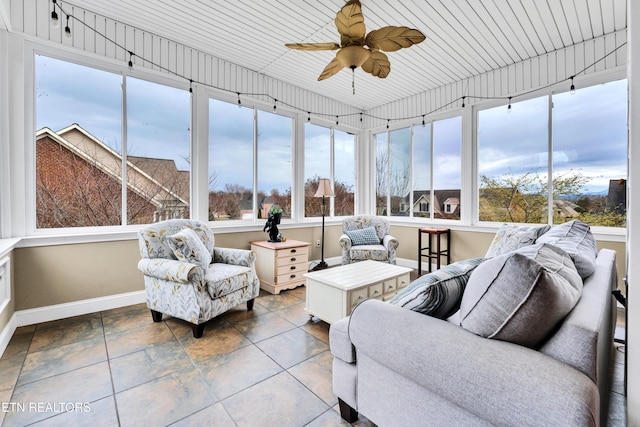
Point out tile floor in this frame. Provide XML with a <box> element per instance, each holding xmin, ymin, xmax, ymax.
<box><xmin>0</xmin><ymin>286</ymin><xmax>628</xmax><ymax>427</ymax></box>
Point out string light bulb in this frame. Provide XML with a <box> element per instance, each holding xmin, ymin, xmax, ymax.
<box><xmin>507</xmin><ymin>97</ymin><xmax>512</xmax><ymax>113</ymax></box>
<box><xmin>422</xmin><ymin>115</ymin><xmax>426</xmax><ymax>127</ymax></box>
<box><xmin>64</xmin><ymin>14</ymin><xmax>71</xmax><ymax>37</ymax></box>
<box><xmin>387</xmin><ymin>119</ymin><xmax>390</xmax><ymax>130</ymax></box>
<box><xmin>570</xmin><ymin>76</ymin><xmax>576</xmax><ymax>95</ymax></box>
<box><xmin>128</xmin><ymin>51</ymin><xmax>134</xmax><ymax>71</ymax></box>
<box><xmin>360</xmin><ymin>112</ymin><xmax>363</xmax><ymax>122</ymax></box>
<box><xmin>273</xmin><ymin>100</ymin><xmax>277</xmax><ymax>112</ymax></box>
<box><xmin>461</xmin><ymin>96</ymin><xmax>466</xmax><ymax>108</ymax></box>
<box><xmin>189</xmin><ymin>79</ymin><xmax>193</xmax><ymax>93</ymax></box>
<box><xmin>51</xmin><ymin>0</ymin><xmax>60</xmax><ymax>28</ymax></box>
<box><xmin>307</xmin><ymin>112</ymin><xmax>311</xmax><ymax>122</ymax></box>
<box><xmin>237</xmin><ymin>92</ymin><xmax>241</xmax><ymax>106</ymax></box>
<box><xmin>336</xmin><ymin>115</ymin><xmax>339</xmax><ymax>126</ymax></box>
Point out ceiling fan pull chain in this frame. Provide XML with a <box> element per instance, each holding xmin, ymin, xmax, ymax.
<box><xmin>352</xmin><ymin>67</ymin><xmax>356</xmax><ymax>95</ymax></box>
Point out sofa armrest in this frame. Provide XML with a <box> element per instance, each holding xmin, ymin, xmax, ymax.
<box><xmin>137</xmin><ymin>258</ymin><xmax>203</xmax><ymax>283</ymax></box>
<box><xmin>330</xmin><ymin>317</ymin><xmax>355</xmax><ymax>363</ymax></box>
<box><xmin>349</xmin><ymin>299</ymin><xmax>598</xmax><ymax>426</ymax></box>
<box><xmin>213</xmin><ymin>248</ymin><xmax>256</xmax><ymax>267</ymax></box>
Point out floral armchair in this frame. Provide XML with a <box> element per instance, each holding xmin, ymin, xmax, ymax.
<box><xmin>339</xmin><ymin>215</ymin><xmax>399</xmax><ymax>265</ymax></box>
<box><xmin>137</xmin><ymin>219</ymin><xmax>259</xmax><ymax>338</ymax></box>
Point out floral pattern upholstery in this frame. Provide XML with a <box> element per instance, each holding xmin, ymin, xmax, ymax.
<box><xmin>137</xmin><ymin>219</ymin><xmax>259</xmax><ymax>330</ymax></box>
<box><xmin>339</xmin><ymin>215</ymin><xmax>399</xmax><ymax>265</ymax></box>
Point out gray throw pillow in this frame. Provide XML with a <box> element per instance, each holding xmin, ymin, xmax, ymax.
<box><xmin>536</xmin><ymin>220</ymin><xmax>597</xmax><ymax>279</ymax></box>
<box><xmin>484</xmin><ymin>223</ymin><xmax>551</xmax><ymax>258</ymax></box>
<box><xmin>388</xmin><ymin>258</ymin><xmax>485</xmax><ymax>319</ymax></box>
<box><xmin>459</xmin><ymin>244</ymin><xmax>582</xmax><ymax>348</ymax></box>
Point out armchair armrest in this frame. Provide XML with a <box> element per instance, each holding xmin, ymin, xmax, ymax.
<box><xmin>213</xmin><ymin>247</ymin><xmax>256</xmax><ymax>267</ymax></box>
<box><xmin>137</xmin><ymin>258</ymin><xmax>203</xmax><ymax>283</ymax></box>
<box><xmin>339</xmin><ymin>234</ymin><xmax>352</xmax><ymax>251</ymax></box>
<box><xmin>348</xmin><ymin>299</ymin><xmax>598</xmax><ymax>426</ymax></box>
<box><xmin>382</xmin><ymin>234</ymin><xmax>399</xmax><ymax>249</ymax></box>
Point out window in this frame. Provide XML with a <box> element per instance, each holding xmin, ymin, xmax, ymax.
<box><xmin>551</xmin><ymin>80</ymin><xmax>627</xmax><ymax>227</ymax></box>
<box><xmin>36</xmin><ymin>55</ymin><xmax>122</xmax><ymax>228</ymax></box>
<box><xmin>208</xmin><ymin>99</ymin><xmax>293</xmax><ymax>221</ymax></box>
<box><xmin>375</xmin><ymin>116</ymin><xmax>461</xmax><ymax>220</ymax></box>
<box><xmin>35</xmin><ymin>55</ymin><xmax>190</xmax><ymax>228</ymax></box>
<box><xmin>478</xmin><ymin>79</ymin><xmax>627</xmax><ymax>227</ymax></box>
<box><xmin>126</xmin><ymin>77</ymin><xmax>190</xmax><ymax>224</ymax></box>
<box><xmin>304</xmin><ymin>123</ymin><xmax>356</xmax><ymax>217</ymax></box>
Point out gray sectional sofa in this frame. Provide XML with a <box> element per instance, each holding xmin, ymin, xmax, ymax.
<box><xmin>330</xmin><ymin>221</ymin><xmax>617</xmax><ymax>426</ymax></box>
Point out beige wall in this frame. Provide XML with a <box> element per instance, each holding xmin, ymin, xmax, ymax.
<box><xmin>11</xmin><ymin>225</ymin><xmax>628</xmax><ymax>312</ymax></box>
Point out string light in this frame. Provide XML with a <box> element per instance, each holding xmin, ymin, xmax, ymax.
<box><xmin>237</xmin><ymin>92</ymin><xmax>241</xmax><ymax>106</ymax></box>
<box><xmin>570</xmin><ymin>76</ymin><xmax>576</xmax><ymax>95</ymax></box>
<box><xmin>422</xmin><ymin>115</ymin><xmax>425</xmax><ymax>126</ymax></box>
<box><xmin>51</xmin><ymin>0</ymin><xmax>60</xmax><ymax>28</ymax></box>
<box><xmin>47</xmin><ymin>0</ymin><xmax>625</xmax><ymax>128</ymax></box>
<box><xmin>189</xmin><ymin>79</ymin><xmax>193</xmax><ymax>93</ymax></box>
<box><xmin>64</xmin><ymin>14</ymin><xmax>71</xmax><ymax>37</ymax></box>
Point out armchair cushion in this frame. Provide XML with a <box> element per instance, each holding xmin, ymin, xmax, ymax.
<box><xmin>460</xmin><ymin>244</ymin><xmax>582</xmax><ymax>348</ymax></box>
<box><xmin>345</xmin><ymin>226</ymin><xmax>380</xmax><ymax>246</ymax></box>
<box><xmin>204</xmin><ymin>263</ymin><xmax>254</xmax><ymax>299</ymax></box>
<box><xmin>388</xmin><ymin>257</ymin><xmax>484</xmax><ymax>319</ymax></box>
<box><xmin>163</xmin><ymin>228</ymin><xmax>212</xmax><ymax>268</ymax></box>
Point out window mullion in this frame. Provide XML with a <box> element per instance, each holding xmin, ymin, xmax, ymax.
<box><xmin>121</xmin><ymin>74</ymin><xmax>127</xmax><ymax>226</ymax></box>
<box><xmin>547</xmin><ymin>94</ymin><xmax>554</xmax><ymax>225</ymax></box>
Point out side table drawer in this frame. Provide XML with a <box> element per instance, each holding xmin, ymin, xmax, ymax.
<box><xmin>276</xmin><ymin>246</ymin><xmax>308</xmax><ymax>259</ymax></box>
<box><xmin>276</xmin><ymin>269</ymin><xmax>306</xmax><ymax>285</ymax></box>
<box><xmin>276</xmin><ymin>261</ymin><xmax>307</xmax><ymax>276</ymax></box>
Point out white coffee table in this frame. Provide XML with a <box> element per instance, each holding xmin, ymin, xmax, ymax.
<box><xmin>304</xmin><ymin>260</ymin><xmax>412</xmax><ymax>324</ymax></box>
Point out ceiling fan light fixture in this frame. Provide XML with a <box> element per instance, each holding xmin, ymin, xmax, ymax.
<box><xmin>336</xmin><ymin>45</ymin><xmax>371</xmax><ymax>68</ymax></box>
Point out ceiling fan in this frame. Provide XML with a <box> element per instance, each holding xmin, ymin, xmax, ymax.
<box><xmin>285</xmin><ymin>0</ymin><xmax>426</xmax><ymax>93</ymax></box>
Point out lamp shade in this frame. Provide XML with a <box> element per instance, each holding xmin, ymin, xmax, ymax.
<box><xmin>314</xmin><ymin>178</ymin><xmax>335</xmax><ymax>197</ymax></box>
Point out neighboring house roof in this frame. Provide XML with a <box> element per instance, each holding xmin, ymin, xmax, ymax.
<box><xmin>36</xmin><ymin>124</ymin><xmax>188</xmax><ymax>209</ymax></box>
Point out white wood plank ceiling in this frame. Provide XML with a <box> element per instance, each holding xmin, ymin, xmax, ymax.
<box><xmin>60</xmin><ymin>0</ymin><xmax>627</xmax><ymax>110</ymax></box>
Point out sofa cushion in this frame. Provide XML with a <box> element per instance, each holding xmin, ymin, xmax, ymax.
<box><xmin>485</xmin><ymin>223</ymin><xmax>550</xmax><ymax>258</ymax></box>
<box><xmin>536</xmin><ymin>220</ymin><xmax>597</xmax><ymax>279</ymax></box>
<box><xmin>388</xmin><ymin>258</ymin><xmax>485</xmax><ymax>319</ymax></box>
<box><xmin>460</xmin><ymin>244</ymin><xmax>582</xmax><ymax>348</ymax></box>
<box><xmin>163</xmin><ymin>228</ymin><xmax>212</xmax><ymax>268</ymax></box>
<box><xmin>345</xmin><ymin>226</ymin><xmax>380</xmax><ymax>246</ymax></box>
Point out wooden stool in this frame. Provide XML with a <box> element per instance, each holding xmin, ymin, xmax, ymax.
<box><xmin>418</xmin><ymin>228</ymin><xmax>451</xmax><ymax>275</ymax></box>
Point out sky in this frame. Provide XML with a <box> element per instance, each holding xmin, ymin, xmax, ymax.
<box><xmin>36</xmin><ymin>55</ymin><xmax>627</xmax><ymax>196</ymax></box>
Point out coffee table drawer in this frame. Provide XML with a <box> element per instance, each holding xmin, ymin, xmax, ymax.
<box><xmin>368</xmin><ymin>282</ymin><xmax>383</xmax><ymax>299</ymax></box>
<box><xmin>397</xmin><ymin>273</ymin><xmax>410</xmax><ymax>289</ymax></box>
<box><xmin>350</xmin><ymin>288</ymin><xmax>368</xmax><ymax>308</ymax></box>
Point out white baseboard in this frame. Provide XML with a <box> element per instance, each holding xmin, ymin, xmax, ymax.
<box><xmin>14</xmin><ymin>290</ymin><xmax>146</xmax><ymax>327</ymax></box>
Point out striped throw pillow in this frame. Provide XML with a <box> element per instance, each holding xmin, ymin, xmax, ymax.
<box><xmin>388</xmin><ymin>257</ymin><xmax>485</xmax><ymax>319</ymax></box>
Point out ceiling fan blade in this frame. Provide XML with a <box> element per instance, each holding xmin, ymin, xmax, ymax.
<box><xmin>365</xmin><ymin>26</ymin><xmax>426</xmax><ymax>52</ymax></box>
<box><xmin>318</xmin><ymin>57</ymin><xmax>345</xmax><ymax>81</ymax></box>
<box><xmin>361</xmin><ymin>51</ymin><xmax>390</xmax><ymax>78</ymax></box>
<box><xmin>335</xmin><ymin>0</ymin><xmax>366</xmax><ymax>47</ymax></box>
<box><xmin>285</xmin><ymin>42</ymin><xmax>341</xmax><ymax>51</ymax></box>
